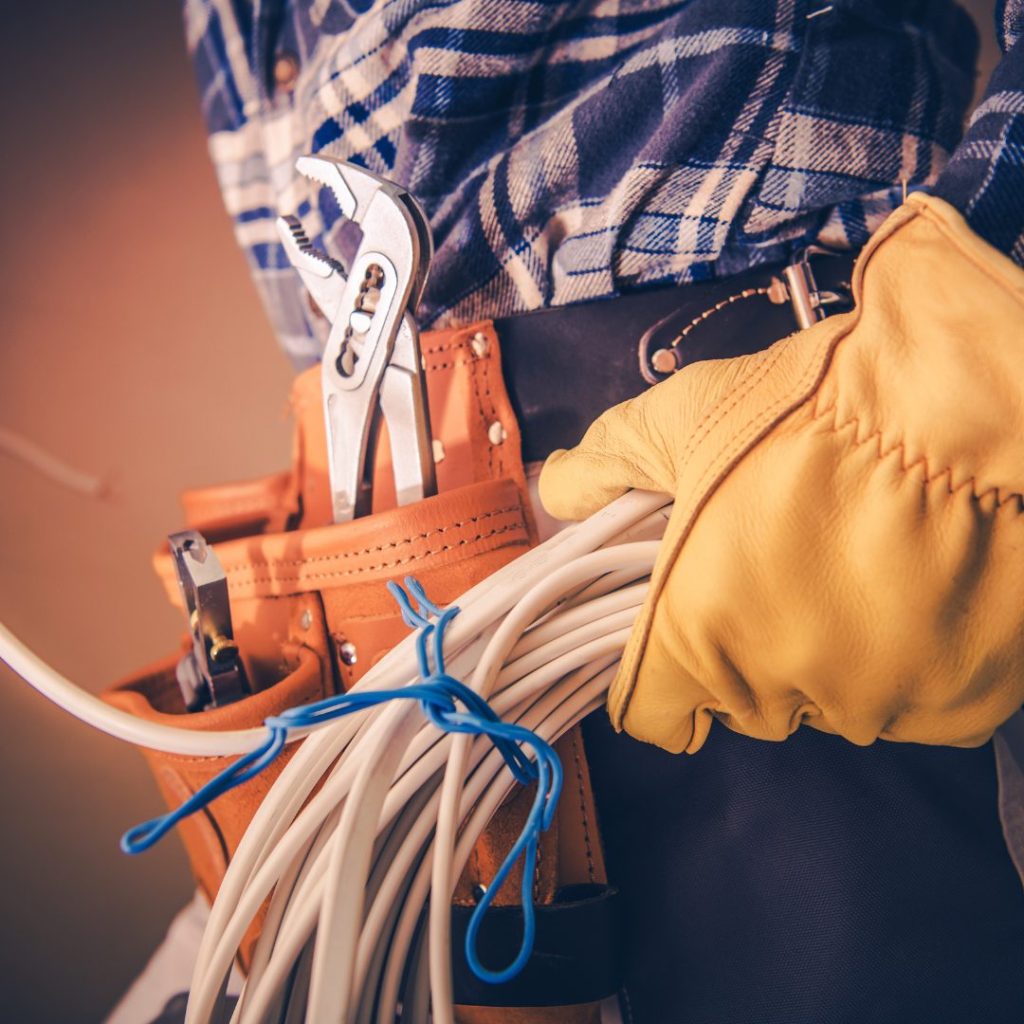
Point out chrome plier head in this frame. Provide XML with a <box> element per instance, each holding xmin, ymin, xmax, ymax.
<box><xmin>276</xmin><ymin>158</ymin><xmax>436</xmax><ymax>522</ymax></box>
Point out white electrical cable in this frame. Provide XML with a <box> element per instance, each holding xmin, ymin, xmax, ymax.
<box><xmin>184</xmin><ymin>493</ymin><xmax>663</xmax><ymax>1015</ymax></box>
<box><xmin>218</xmin><ymin>536</ymin><xmax>663</xmax><ymax>1015</ymax></box>
<box><xmin>428</xmin><ymin>544</ymin><xmax>657</xmax><ymax>1023</ymax></box>
<box><xmin>205</xmin><ymin>626</ymin><xmax>635</xmax><ymax>1024</ymax></box>
<box><xmin>0</xmin><ymin>488</ymin><xmax>673</xmax><ymax>1024</ymax></box>
<box><xmin>307</xmin><ymin>701</ymin><xmax>424</xmax><ymax>1021</ymax></box>
<box><xmin>0</xmin><ymin>621</ymin><xmax>270</xmax><ymax>755</ymax></box>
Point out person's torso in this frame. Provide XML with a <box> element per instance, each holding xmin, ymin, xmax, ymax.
<box><xmin>188</xmin><ymin>0</ymin><xmax>976</xmax><ymax>361</ymax></box>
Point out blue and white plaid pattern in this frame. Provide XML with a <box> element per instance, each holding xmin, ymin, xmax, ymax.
<box><xmin>185</xmin><ymin>0</ymin><xmax>1011</xmax><ymax>367</ymax></box>
<box><xmin>935</xmin><ymin>4</ymin><xmax>1024</xmax><ymax>266</ymax></box>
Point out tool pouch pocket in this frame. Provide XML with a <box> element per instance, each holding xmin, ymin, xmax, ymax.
<box><xmin>102</xmin><ymin>322</ymin><xmax>619</xmax><ymax>1018</ymax></box>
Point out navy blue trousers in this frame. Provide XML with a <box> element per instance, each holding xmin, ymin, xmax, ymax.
<box><xmin>583</xmin><ymin>715</ymin><xmax>1024</xmax><ymax>1023</ymax></box>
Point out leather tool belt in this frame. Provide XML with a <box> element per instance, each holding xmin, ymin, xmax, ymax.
<box><xmin>102</xmin><ymin>249</ymin><xmax>854</xmax><ymax>1020</ymax></box>
<box><xmin>103</xmin><ymin>320</ymin><xmax>613</xmax><ymax>1022</ymax></box>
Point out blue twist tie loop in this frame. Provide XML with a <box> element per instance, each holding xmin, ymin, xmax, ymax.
<box><xmin>120</xmin><ymin>575</ymin><xmax>562</xmax><ymax>987</ymax></box>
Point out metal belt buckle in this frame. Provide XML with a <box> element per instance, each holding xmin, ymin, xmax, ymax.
<box><xmin>781</xmin><ymin>244</ymin><xmax>853</xmax><ymax>330</ymax></box>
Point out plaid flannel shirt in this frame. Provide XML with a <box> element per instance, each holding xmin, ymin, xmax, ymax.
<box><xmin>185</xmin><ymin>0</ymin><xmax>1023</xmax><ymax>366</ymax></box>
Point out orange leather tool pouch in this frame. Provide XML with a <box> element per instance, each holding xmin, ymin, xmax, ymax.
<box><xmin>103</xmin><ymin>322</ymin><xmax>613</xmax><ymax>1020</ymax></box>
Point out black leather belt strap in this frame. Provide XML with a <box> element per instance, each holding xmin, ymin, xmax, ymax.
<box><xmin>496</xmin><ymin>252</ymin><xmax>856</xmax><ymax>463</ymax></box>
<box><xmin>451</xmin><ymin>884</ymin><xmax>622</xmax><ymax>1007</ymax></box>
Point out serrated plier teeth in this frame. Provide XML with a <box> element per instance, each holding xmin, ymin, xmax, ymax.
<box><xmin>275</xmin><ymin>214</ymin><xmax>345</xmax><ymax>319</ymax></box>
<box><xmin>295</xmin><ymin>155</ymin><xmax>360</xmax><ymax>219</ymax></box>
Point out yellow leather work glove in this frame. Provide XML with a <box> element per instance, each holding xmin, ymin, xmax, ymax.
<box><xmin>539</xmin><ymin>194</ymin><xmax>1024</xmax><ymax>754</ymax></box>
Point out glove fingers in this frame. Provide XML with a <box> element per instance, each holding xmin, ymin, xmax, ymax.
<box><xmin>613</xmin><ymin>610</ymin><xmax>718</xmax><ymax>755</ymax></box>
<box><xmin>539</xmin><ymin>351</ymin><xmax>766</xmax><ymax>521</ymax></box>
<box><xmin>538</xmin><ymin>401</ymin><xmax>675</xmax><ymax>520</ymax></box>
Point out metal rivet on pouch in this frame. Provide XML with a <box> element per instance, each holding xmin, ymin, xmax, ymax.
<box><xmin>273</xmin><ymin>51</ymin><xmax>300</xmax><ymax>92</ymax></box>
<box><xmin>470</xmin><ymin>332</ymin><xmax>489</xmax><ymax>358</ymax></box>
<box><xmin>432</xmin><ymin>439</ymin><xmax>446</xmax><ymax>463</ymax></box>
<box><xmin>471</xmin><ymin>883</ymin><xmax>487</xmax><ymax>903</ymax></box>
<box><xmin>487</xmin><ymin>421</ymin><xmax>506</xmax><ymax>445</ymax></box>
<box><xmin>300</xmin><ymin>610</ymin><xmax>313</xmax><ymax>631</ymax></box>
<box><xmin>339</xmin><ymin>641</ymin><xmax>358</xmax><ymax>666</ymax></box>
<box><xmin>209</xmin><ymin>634</ymin><xmax>238</xmax><ymax>663</ymax></box>
<box><xmin>650</xmin><ymin>347</ymin><xmax>680</xmax><ymax>375</ymax></box>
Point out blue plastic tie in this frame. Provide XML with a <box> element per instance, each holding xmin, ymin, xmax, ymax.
<box><xmin>120</xmin><ymin>576</ymin><xmax>562</xmax><ymax>986</ymax></box>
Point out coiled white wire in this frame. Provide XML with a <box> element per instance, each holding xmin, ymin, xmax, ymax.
<box><xmin>0</xmin><ymin>489</ymin><xmax>672</xmax><ymax>1022</ymax></box>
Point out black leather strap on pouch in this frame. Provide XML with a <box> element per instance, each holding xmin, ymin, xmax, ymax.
<box><xmin>496</xmin><ymin>253</ymin><xmax>856</xmax><ymax>462</ymax></box>
<box><xmin>451</xmin><ymin>884</ymin><xmax>622</xmax><ymax>1007</ymax></box>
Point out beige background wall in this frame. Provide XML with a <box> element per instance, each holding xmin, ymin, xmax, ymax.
<box><xmin>0</xmin><ymin>2</ymin><xmax>1001</xmax><ymax>1021</ymax></box>
<box><xmin>0</xmin><ymin>3</ymin><xmax>290</xmax><ymax>1021</ymax></box>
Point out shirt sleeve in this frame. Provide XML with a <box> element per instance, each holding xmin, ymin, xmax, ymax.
<box><xmin>933</xmin><ymin>2</ymin><xmax>1024</xmax><ymax>265</ymax></box>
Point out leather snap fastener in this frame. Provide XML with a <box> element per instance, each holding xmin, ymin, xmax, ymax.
<box><xmin>273</xmin><ymin>51</ymin><xmax>300</xmax><ymax>92</ymax></box>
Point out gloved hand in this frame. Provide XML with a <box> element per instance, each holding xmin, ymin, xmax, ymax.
<box><xmin>540</xmin><ymin>194</ymin><xmax>1024</xmax><ymax>753</ymax></box>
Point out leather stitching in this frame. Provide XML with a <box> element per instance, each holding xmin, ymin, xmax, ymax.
<box><xmin>614</xmin><ymin>305</ymin><xmax>858</xmax><ymax>727</ymax></box>
<box><xmin>426</xmin><ymin>358</ymin><xmax>472</xmax><ymax>371</ymax></box>
<box><xmin>676</xmin><ymin>344</ymin><xmax>788</xmax><ymax>475</ymax></box>
<box><xmin>464</xmin><ymin>334</ymin><xmax>493</xmax><ymax>479</ymax></box>
<box><xmin>686</xmin><ymin>330</ymin><xmax>842</xmax><ymax>518</ymax></box>
<box><xmin>570</xmin><ymin>729</ymin><xmax>597</xmax><ymax>884</ymax></box>
<box><xmin>675</xmin><ymin>199</ymin><xmax>918</xmax><ymax>483</ymax></box>
<box><xmin>478</xmin><ymin>334</ymin><xmax>498</xmax><ymax>478</ymax></box>
<box><xmin>219</xmin><ymin>505</ymin><xmax>522</xmax><ymax>575</ymax></box>
<box><xmin>666</xmin><ymin>286</ymin><xmax>772</xmax><ymax>354</ymax></box>
<box><xmin>812</xmin><ymin>403</ymin><xmax>1024</xmax><ymax>507</ymax></box>
<box><xmin>422</xmin><ymin>338</ymin><xmax>474</xmax><ymax>355</ymax></box>
<box><xmin>236</xmin><ymin>522</ymin><xmax>527</xmax><ymax>586</ymax></box>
